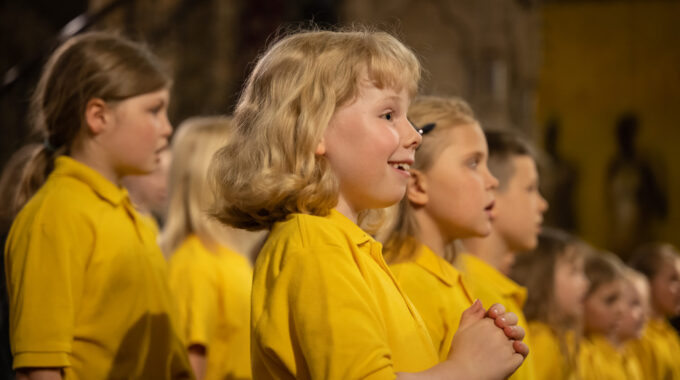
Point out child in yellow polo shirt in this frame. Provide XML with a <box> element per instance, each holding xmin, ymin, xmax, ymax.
<box><xmin>209</xmin><ymin>29</ymin><xmax>528</xmax><ymax>380</ymax></box>
<box><xmin>459</xmin><ymin>129</ymin><xmax>549</xmax><ymax>380</ymax></box>
<box><xmin>628</xmin><ymin>243</ymin><xmax>680</xmax><ymax>380</ymax></box>
<box><xmin>578</xmin><ymin>251</ymin><xmax>629</xmax><ymax>380</ymax></box>
<box><xmin>613</xmin><ymin>268</ymin><xmax>648</xmax><ymax>380</ymax></box>
<box><xmin>4</xmin><ymin>33</ymin><xmax>192</xmax><ymax>379</ymax></box>
<box><xmin>511</xmin><ymin>228</ymin><xmax>590</xmax><ymax>380</ymax></box>
<box><xmin>379</xmin><ymin>95</ymin><xmax>527</xmax><ymax>378</ymax></box>
<box><xmin>161</xmin><ymin>116</ymin><xmax>265</xmax><ymax>380</ymax></box>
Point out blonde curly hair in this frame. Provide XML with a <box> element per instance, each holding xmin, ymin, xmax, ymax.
<box><xmin>211</xmin><ymin>28</ymin><xmax>421</xmax><ymax>230</ymax></box>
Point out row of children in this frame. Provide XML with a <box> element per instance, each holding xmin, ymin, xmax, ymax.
<box><xmin>2</xmin><ymin>27</ymin><xmax>679</xmax><ymax>380</ymax></box>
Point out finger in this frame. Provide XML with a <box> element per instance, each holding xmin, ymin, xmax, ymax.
<box><xmin>503</xmin><ymin>325</ymin><xmax>526</xmax><ymax>341</ymax></box>
<box><xmin>494</xmin><ymin>311</ymin><xmax>519</xmax><ymax>329</ymax></box>
<box><xmin>458</xmin><ymin>299</ymin><xmax>485</xmax><ymax>330</ymax></box>
<box><xmin>513</xmin><ymin>340</ymin><xmax>530</xmax><ymax>358</ymax></box>
<box><xmin>486</xmin><ymin>303</ymin><xmax>506</xmax><ymax>319</ymax></box>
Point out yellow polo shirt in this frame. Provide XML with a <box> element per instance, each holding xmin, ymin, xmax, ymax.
<box><xmin>528</xmin><ymin>321</ymin><xmax>577</xmax><ymax>380</ymax></box>
<box><xmin>389</xmin><ymin>245</ymin><xmax>474</xmax><ymax>361</ymax></box>
<box><xmin>5</xmin><ymin>156</ymin><xmax>192</xmax><ymax>379</ymax></box>
<box><xmin>251</xmin><ymin>209</ymin><xmax>438</xmax><ymax>379</ymax></box>
<box><xmin>578</xmin><ymin>334</ymin><xmax>640</xmax><ymax>380</ymax></box>
<box><xmin>628</xmin><ymin>317</ymin><xmax>680</xmax><ymax>380</ymax></box>
<box><xmin>168</xmin><ymin>235</ymin><xmax>252</xmax><ymax>380</ymax></box>
<box><xmin>456</xmin><ymin>253</ymin><xmax>534</xmax><ymax>380</ymax></box>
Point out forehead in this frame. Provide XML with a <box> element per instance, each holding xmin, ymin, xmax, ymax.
<box><xmin>508</xmin><ymin>155</ymin><xmax>538</xmax><ymax>182</ymax></box>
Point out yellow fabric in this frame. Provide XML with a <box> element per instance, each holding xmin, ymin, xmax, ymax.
<box><xmin>628</xmin><ymin>317</ymin><xmax>680</xmax><ymax>380</ymax></box>
<box><xmin>528</xmin><ymin>321</ymin><xmax>578</xmax><ymax>380</ymax></box>
<box><xmin>578</xmin><ymin>334</ymin><xmax>638</xmax><ymax>380</ymax></box>
<box><xmin>389</xmin><ymin>245</ymin><xmax>474</xmax><ymax>361</ymax></box>
<box><xmin>168</xmin><ymin>235</ymin><xmax>252</xmax><ymax>380</ymax></box>
<box><xmin>5</xmin><ymin>156</ymin><xmax>192</xmax><ymax>379</ymax></box>
<box><xmin>251</xmin><ymin>209</ymin><xmax>438</xmax><ymax>379</ymax></box>
<box><xmin>456</xmin><ymin>253</ymin><xmax>535</xmax><ymax>380</ymax></box>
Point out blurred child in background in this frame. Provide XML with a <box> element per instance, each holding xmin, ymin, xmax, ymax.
<box><xmin>4</xmin><ymin>32</ymin><xmax>191</xmax><ymax>380</ymax></box>
<box><xmin>161</xmin><ymin>116</ymin><xmax>264</xmax><ymax>380</ymax></box>
<box><xmin>628</xmin><ymin>243</ymin><xmax>680</xmax><ymax>380</ymax></box>
<box><xmin>511</xmin><ymin>228</ymin><xmax>589</xmax><ymax>380</ymax></box>
<box><xmin>459</xmin><ymin>129</ymin><xmax>549</xmax><ymax>380</ymax></box>
<box><xmin>122</xmin><ymin>146</ymin><xmax>172</xmax><ymax>230</ymax></box>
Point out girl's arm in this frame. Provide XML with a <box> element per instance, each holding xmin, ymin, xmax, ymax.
<box><xmin>397</xmin><ymin>301</ymin><xmax>527</xmax><ymax>380</ymax></box>
<box><xmin>16</xmin><ymin>368</ymin><xmax>63</xmax><ymax>380</ymax></box>
<box><xmin>188</xmin><ymin>344</ymin><xmax>207</xmax><ymax>380</ymax></box>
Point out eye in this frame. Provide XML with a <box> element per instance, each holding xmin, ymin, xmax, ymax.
<box><xmin>381</xmin><ymin>111</ymin><xmax>394</xmax><ymax>121</ymax></box>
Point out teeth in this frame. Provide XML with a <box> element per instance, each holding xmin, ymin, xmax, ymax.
<box><xmin>390</xmin><ymin>163</ymin><xmax>411</xmax><ymax>171</ymax></box>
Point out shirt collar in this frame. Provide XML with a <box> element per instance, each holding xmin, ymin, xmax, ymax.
<box><xmin>326</xmin><ymin>209</ymin><xmax>373</xmax><ymax>246</ymax></box>
<box><xmin>52</xmin><ymin>156</ymin><xmax>129</xmax><ymax>206</ymax></box>
<box><xmin>458</xmin><ymin>253</ymin><xmax>528</xmax><ymax>307</ymax></box>
<box><xmin>413</xmin><ymin>245</ymin><xmax>461</xmax><ymax>287</ymax></box>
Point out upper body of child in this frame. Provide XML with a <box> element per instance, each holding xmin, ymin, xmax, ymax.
<box><xmin>380</xmin><ymin>96</ymin><xmax>526</xmax><ymax>378</ymax></box>
<box><xmin>578</xmin><ymin>252</ymin><xmax>630</xmax><ymax>380</ymax></box>
<box><xmin>4</xmin><ymin>32</ymin><xmax>192</xmax><ymax>380</ymax></box>
<box><xmin>627</xmin><ymin>243</ymin><xmax>680</xmax><ymax>380</ymax></box>
<box><xmin>161</xmin><ymin>116</ymin><xmax>265</xmax><ymax>380</ymax></box>
<box><xmin>511</xmin><ymin>228</ymin><xmax>589</xmax><ymax>380</ymax></box>
<box><xmin>210</xmin><ymin>28</ymin><xmax>527</xmax><ymax>380</ymax></box>
<box><xmin>459</xmin><ymin>129</ymin><xmax>548</xmax><ymax>380</ymax></box>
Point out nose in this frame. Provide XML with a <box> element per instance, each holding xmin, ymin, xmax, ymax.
<box><xmin>401</xmin><ymin>116</ymin><xmax>422</xmax><ymax>149</ymax></box>
<box><xmin>538</xmin><ymin>191</ymin><xmax>549</xmax><ymax>213</ymax></box>
<box><xmin>486</xmin><ymin>168</ymin><xmax>499</xmax><ymax>190</ymax></box>
<box><xmin>161</xmin><ymin>113</ymin><xmax>173</xmax><ymax>138</ymax></box>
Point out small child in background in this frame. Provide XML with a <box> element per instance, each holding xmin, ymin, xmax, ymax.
<box><xmin>459</xmin><ymin>129</ymin><xmax>549</xmax><ymax>380</ymax></box>
<box><xmin>613</xmin><ymin>267</ymin><xmax>648</xmax><ymax>380</ymax></box>
<box><xmin>511</xmin><ymin>227</ymin><xmax>589</xmax><ymax>380</ymax></box>
<box><xmin>161</xmin><ymin>116</ymin><xmax>264</xmax><ymax>380</ymax></box>
<box><xmin>122</xmin><ymin>146</ymin><xmax>172</xmax><ymax>230</ymax></box>
<box><xmin>579</xmin><ymin>251</ymin><xmax>633</xmax><ymax>380</ymax></box>
<box><xmin>381</xmin><ymin>96</ymin><xmax>527</xmax><ymax>378</ymax></box>
<box><xmin>628</xmin><ymin>243</ymin><xmax>680</xmax><ymax>380</ymax></box>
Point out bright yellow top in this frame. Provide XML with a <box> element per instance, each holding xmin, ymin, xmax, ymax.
<box><xmin>528</xmin><ymin>321</ymin><xmax>578</xmax><ymax>380</ymax></box>
<box><xmin>456</xmin><ymin>253</ymin><xmax>535</xmax><ymax>380</ymax></box>
<box><xmin>168</xmin><ymin>235</ymin><xmax>253</xmax><ymax>380</ymax></box>
<box><xmin>578</xmin><ymin>334</ymin><xmax>641</xmax><ymax>380</ymax></box>
<box><xmin>389</xmin><ymin>245</ymin><xmax>474</xmax><ymax>361</ymax></box>
<box><xmin>251</xmin><ymin>209</ymin><xmax>438</xmax><ymax>379</ymax></box>
<box><xmin>5</xmin><ymin>156</ymin><xmax>192</xmax><ymax>379</ymax></box>
<box><xmin>627</xmin><ymin>317</ymin><xmax>680</xmax><ymax>380</ymax></box>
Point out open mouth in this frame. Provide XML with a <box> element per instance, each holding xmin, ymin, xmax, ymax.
<box><xmin>389</xmin><ymin>162</ymin><xmax>411</xmax><ymax>172</ymax></box>
<box><xmin>485</xmin><ymin>200</ymin><xmax>495</xmax><ymax>212</ymax></box>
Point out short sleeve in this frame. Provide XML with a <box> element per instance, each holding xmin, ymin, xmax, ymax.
<box><xmin>168</xmin><ymin>255</ymin><xmax>218</xmax><ymax>349</ymax></box>
<box><xmin>5</xmin><ymin>205</ymin><xmax>93</xmax><ymax>369</ymax></box>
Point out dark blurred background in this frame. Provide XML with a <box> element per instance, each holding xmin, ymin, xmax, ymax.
<box><xmin>2</xmin><ymin>0</ymin><xmax>679</xmax><ymax>254</ymax></box>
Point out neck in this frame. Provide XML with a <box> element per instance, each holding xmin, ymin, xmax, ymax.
<box><xmin>413</xmin><ymin>208</ymin><xmax>448</xmax><ymax>258</ymax></box>
<box><xmin>335</xmin><ymin>196</ymin><xmax>359</xmax><ymax>224</ymax></box>
<box><xmin>461</xmin><ymin>229</ymin><xmax>512</xmax><ymax>272</ymax></box>
<box><xmin>70</xmin><ymin>139</ymin><xmax>121</xmax><ymax>186</ymax></box>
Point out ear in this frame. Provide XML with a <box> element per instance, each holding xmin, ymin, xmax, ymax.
<box><xmin>84</xmin><ymin>98</ymin><xmax>111</xmax><ymax>135</ymax></box>
<box><xmin>314</xmin><ymin>136</ymin><xmax>326</xmax><ymax>155</ymax></box>
<box><xmin>407</xmin><ymin>169</ymin><xmax>428</xmax><ymax>206</ymax></box>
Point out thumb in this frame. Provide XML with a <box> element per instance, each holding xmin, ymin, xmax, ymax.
<box><xmin>458</xmin><ymin>299</ymin><xmax>485</xmax><ymax>330</ymax></box>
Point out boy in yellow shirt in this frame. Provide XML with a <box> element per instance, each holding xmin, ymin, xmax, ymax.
<box><xmin>460</xmin><ymin>129</ymin><xmax>549</xmax><ymax>380</ymax></box>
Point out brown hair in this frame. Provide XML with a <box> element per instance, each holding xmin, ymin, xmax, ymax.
<box><xmin>382</xmin><ymin>96</ymin><xmax>478</xmax><ymax>263</ymax></box>
<box><xmin>210</xmin><ymin>28</ymin><xmax>421</xmax><ymax>231</ymax></box>
<box><xmin>629</xmin><ymin>242</ymin><xmax>679</xmax><ymax>281</ymax></box>
<box><xmin>585</xmin><ymin>251</ymin><xmax>625</xmax><ymax>297</ymax></box>
<box><xmin>15</xmin><ymin>32</ymin><xmax>170</xmax><ymax>211</ymax></box>
<box><xmin>485</xmin><ymin>129</ymin><xmax>535</xmax><ymax>192</ymax></box>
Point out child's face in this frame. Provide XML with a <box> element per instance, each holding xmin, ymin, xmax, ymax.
<box><xmin>584</xmin><ymin>279</ymin><xmax>625</xmax><ymax>336</ymax></box>
<box><xmin>103</xmin><ymin>88</ymin><xmax>172</xmax><ymax>179</ymax></box>
<box><xmin>121</xmin><ymin>147</ymin><xmax>172</xmax><ymax>216</ymax></box>
<box><xmin>493</xmin><ymin>155</ymin><xmax>548</xmax><ymax>252</ymax></box>
<box><xmin>617</xmin><ymin>279</ymin><xmax>647</xmax><ymax>341</ymax></box>
<box><xmin>321</xmin><ymin>82</ymin><xmax>421</xmax><ymax>215</ymax></box>
<box><xmin>420</xmin><ymin>124</ymin><xmax>498</xmax><ymax>241</ymax></box>
<box><xmin>554</xmin><ymin>251</ymin><xmax>588</xmax><ymax>321</ymax></box>
<box><xmin>650</xmin><ymin>256</ymin><xmax>680</xmax><ymax>317</ymax></box>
